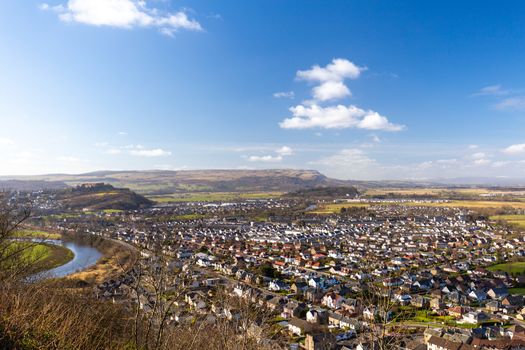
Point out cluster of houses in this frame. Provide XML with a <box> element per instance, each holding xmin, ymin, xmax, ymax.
<box><xmin>21</xmin><ymin>190</ymin><xmax>525</xmax><ymax>349</ymax></box>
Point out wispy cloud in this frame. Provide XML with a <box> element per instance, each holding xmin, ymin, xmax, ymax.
<box><xmin>273</xmin><ymin>91</ymin><xmax>295</xmax><ymax>99</ymax></box>
<box><xmin>473</xmin><ymin>84</ymin><xmax>525</xmax><ymax>111</ymax></box>
<box><xmin>40</xmin><ymin>0</ymin><xmax>203</xmax><ymax>36</ymax></box>
<box><xmin>129</xmin><ymin>148</ymin><xmax>172</xmax><ymax>157</ymax></box>
<box><xmin>471</xmin><ymin>84</ymin><xmax>510</xmax><ymax>97</ymax></box>
<box><xmin>494</xmin><ymin>96</ymin><xmax>525</xmax><ymax>111</ymax></box>
<box><xmin>96</xmin><ymin>143</ymin><xmax>171</xmax><ymax>157</ymax></box>
<box><xmin>245</xmin><ymin>146</ymin><xmax>294</xmax><ymax>163</ymax></box>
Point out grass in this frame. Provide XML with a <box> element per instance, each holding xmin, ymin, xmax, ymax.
<box><xmin>171</xmin><ymin>214</ymin><xmax>206</xmax><ymax>220</ymax></box>
<box><xmin>308</xmin><ymin>203</ymin><xmax>369</xmax><ymax>214</ymax></box>
<box><xmin>365</xmin><ymin>187</ymin><xmax>525</xmax><ymax>197</ymax></box>
<box><xmin>148</xmin><ymin>191</ymin><xmax>282</xmax><ymax>203</ymax></box>
<box><xmin>13</xmin><ymin>229</ymin><xmax>61</xmax><ymax>240</ymax></box>
<box><xmin>491</xmin><ymin>215</ymin><xmax>525</xmax><ymax>228</ymax></box>
<box><xmin>509</xmin><ymin>287</ymin><xmax>525</xmax><ymax>295</ymax></box>
<box><xmin>402</xmin><ymin>200</ymin><xmax>525</xmax><ymax>209</ymax></box>
<box><xmin>487</xmin><ymin>261</ymin><xmax>525</xmax><ymax>275</ymax></box>
<box><xmin>412</xmin><ymin>310</ymin><xmax>455</xmax><ymax>323</ymax></box>
<box><xmin>309</xmin><ymin>199</ymin><xmax>525</xmax><ymax>214</ymax></box>
<box><xmin>2</xmin><ymin>242</ymin><xmax>74</xmax><ymax>272</ymax></box>
<box><xmin>102</xmin><ymin>209</ymin><xmax>123</xmax><ymax>214</ymax></box>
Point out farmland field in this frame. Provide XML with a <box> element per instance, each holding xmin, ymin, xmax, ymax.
<box><xmin>490</xmin><ymin>215</ymin><xmax>525</xmax><ymax>228</ymax></box>
<box><xmin>402</xmin><ymin>200</ymin><xmax>525</xmax><ymax>209</ymax></box>
<box><xmin>487</xmin><ymin>261</ymin><xmax>525</xmax><ymax>275</ymax></box>
<box><xmin>13</xmin><ymin>229</ymin><xmax>61</xmax><ymax>240</ymax></box>
<box><xmin>148</xmin><ymin>191</ymin><xmax>282</xmax><ymax>203</ymax></box>
<box><xmin>308</xmin><ymin>203</ymin><xmax>370</xmax><ymax>214</ymax></box>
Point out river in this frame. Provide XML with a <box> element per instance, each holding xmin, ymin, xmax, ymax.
<box><xmin>36</xmin><ymin>239</ymin><xmax>103</xmax><ymax>278</ymax></box>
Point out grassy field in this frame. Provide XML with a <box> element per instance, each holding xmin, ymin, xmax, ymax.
<box><xmin>308</xmin><ymin>202</ymin><xmax>370</xmax><ymax>214</ymax></box>
<box><xmin>3</xmin><ymin>242</ymin><xmax>73</xmax><ymax>271</ymax></box>
<box><xmin>13</xmin><ymin>229</ymin><xmax>61</xmax><ymax>240</ymax></box>
<box><xmin>148</xmin><ymin>191</ymin><xmax>282</xmax><ymax>203</ymax></box>
<box><xmin>310</xmin><ymin>199</ymin><xmax>525</xmax><ymax>214</ymax></box>
<box><xmin>365</xmin><ymin>187</ymin><xmax>525</xmax><ymax>197</ymax></box>
<box><xmin>170</xmin><ymin>214</ymin><xmax>207</xmax><ymax>220</ymax></box>
<box><xmin>402</xmin><ymin>200</ymin><xmax>525</xmax><ymax>209</ymax></box>
<box><xmin>509</xmin><ymin>288</ymin><xmax>525</xmax><ymax>295</ymax></box>
<box><xmin>487</xmin><ymin>261</ymin><xmax>525</xmax><ymax>275</ymax></box>
<box><xmin>490</xmin><ymin>215</ymin><xmax>525</xmax><ymax>228</ymax></box>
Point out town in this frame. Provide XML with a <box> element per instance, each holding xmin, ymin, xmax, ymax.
<box><xmin>5</xmin><ymin>184</ymin><xmax>525</xmax><ymax>350</ymax></box>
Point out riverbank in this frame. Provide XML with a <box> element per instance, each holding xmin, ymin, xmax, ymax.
<box><xmin>62</xmin><ymin>235</ymin><xmax>137</xmax><ymax>287</ymax></box>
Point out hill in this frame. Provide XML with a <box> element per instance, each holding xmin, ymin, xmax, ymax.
<box><xmin>5</xmin><ymin>170</ymin><xmax>525</xmax><ymax>195</ymax></box>
<box><xmin>3</xmin><ymin>169</ymin><xmax>353</xmax><ymax>194</ymax></box>
<box><xmin>58</xmin><ymin>183</ymin><xmax>153</xmax><ymax>211</ymax></box>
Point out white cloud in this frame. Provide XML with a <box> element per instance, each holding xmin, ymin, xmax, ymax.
<box><xmin>246</xmin><ymin>145</ymin><xmax>293</xmax><ymax>163</ymax></box>
<box><xmin>273</xmin><ymin>91</ymin><xmax>295</xmax><ymax>99</ymax></box>
<box><xmin>471</xmin><ymin>152</ymin><xmax>486</xmax><ymax>160</ymax></box>
<box><xmin>276</xmin><ymin>146</ymin><xmax>293</xmax><ymax>156</ymax></box>
<box><xmin>312</xmin><ymin>81</ymin><xmax>351</xmax><ymax>101</ymax></box>
<box><xmin>247</xmin><ymin>155</ymin><xmax>283</xmax><ymax>163</ymax></box>
<box><xmin>41</xmin><ymin>0</ymin><xmax>202</xmax><ymax>36</ymax></box>
<box><xmin>98</xmin><ymin>143</ymin><xmax>171</xmax><ymax>157</ymax></box>
<box><xmin>502</xmin><ymin>143</ymin><xmax>525</xmax><ymax>155</ymax></box>
<box><xmin>297</xmin><ymin>58</ymin><xmax>365</xmax><ymax>82</ymax></box>
<box><xmin>278</xmin><ymin>58</ymin><xmax>404</xmax><ymax>131</ymax></box>
<box><xmin>474</xmin><ymin>158</ymin><xmax>491</xmax><ymax>165</ymax></box>
<box><xmin>468</xmin><ymin>144</ymin><xmax>478</xmax><ymax>149</ymax></box>
<box><xmin>118</xmin><ymin>131</ymin><xmax>127</xmax><ymax>135</ymax></box>
<box><xmin>129</xmin><ymin>148</ymin><xmax>171</xmax><ymax>157</ymax></box>
<box><xmin>280</xmin><ymin>104</ymin><xmax>404</xmax><ymax>131</ymax></box>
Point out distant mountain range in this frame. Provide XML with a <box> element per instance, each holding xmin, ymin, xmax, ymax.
<box><xmin>1</xmin><ymin>170</ymin><xmax>525</xmax><ymax>193</ymax></box>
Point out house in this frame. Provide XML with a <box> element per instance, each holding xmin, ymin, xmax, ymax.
<box><xmin>269</xmin><ymin>279</ymin><xmax>289</xmax><ymax>292</ymax></box>
<box><xmin>307</xmin><ymin>308</ymin><xmax>328</xmax><ymax>324</ymax></box>
<box><xmin>321</xmin><ymin>292</ymin><xmax>346</xmax><ymax>309</ymax></box>
<box><xmin>487</xmin><ymin>287</ymin><xmax>509</xmax><ymax>300</ymax></box>
<box><xmin>282</xmin><ymin>301</ymin><xmax>307</xmax><ymax>319</ymax></box>
<box><xmin>468</xmin><ymin>289</ymin><xmax>487</xmax><ymax>301</ymax></box>
<box><xmin>309</xmin><ymin>277</ymin><xmax>325</xmax><ymax>290</ymax></box>
<box><xmin>486</xmin><ymin>300</ymin><xmax>500</xmax><ymax>312</ymax></box>
<box><xmin>447</xmin><ymin>306</ymin><xmax>464</xmax><ymax>318</ymax></box>
<box><xmin>430</xmin><ymin>297</ymin><xmax>445</xmax><ymax>311</ymax></box>
<box><xmin>427</xmin><ymin>336</ymin><xmax>475</xmax><ymax>350</ymax></box>
<box><xmin>304</xmin><ymin>332</ymin><xmax>336</xmax><ymax>350</ymax></box>
<box><xmin>288</xmin><ymin>317</ymin><xmax>320</xmax><ymax>336</ymax></box>
<box><xmin>411</xmin><ymin>295</ymin><xmax>430</xmax><ymax>308</ymax></box>
<box><xmin>266</xmin><ymin>296</ymin><xmax>285</xmax><ymax>312</ymax></box>
<box><xmin>327</xmin><ymin>311</ymin><xmax>358</xmax><ymax>329</ymax></box>
<box><xmin>461</xmin><ymin>311</ymin><xmax>488</xmax><ymax>324</ymax></box>
<box><xmin>291</xmin><ymin>281</ymin><xmax>309</xmax><ymax>295</ymax></box>
<box><xmin>305</xmin><ymin>288</ymin><xmax>325</xmax><ymax>303</ymax></box>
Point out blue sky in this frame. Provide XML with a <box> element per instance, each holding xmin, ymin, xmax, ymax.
<box><xmin>1</xmin><ymin>0</ymin><xmax>525</xmax><ymax>180</ymax></box>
